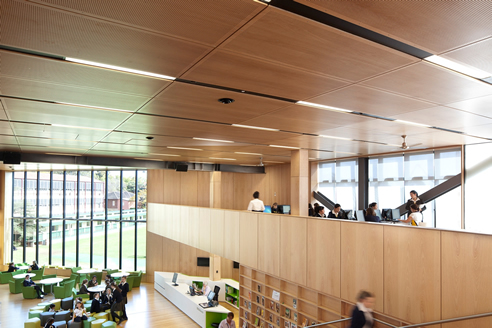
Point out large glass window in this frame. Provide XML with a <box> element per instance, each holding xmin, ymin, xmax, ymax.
<box><xmin>318</xmin><ymin>160</ymin><xmax>358</xmax><ymax>211</ymax></box>
<box><xmin>11</xmin><ymin>170</ymin><xmax>147</xmax><ymax>271</ymax></box>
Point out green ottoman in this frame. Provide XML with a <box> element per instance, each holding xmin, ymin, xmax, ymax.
<box><xmin>52</xmin><ymin>298</ymin><xmax>62</xmax><ymax>311</ymax></box>
<box><xmin>29</xmin><ymin>310</ymin><xmax>43</xmax><ymax>319</ymax></box>
<box><xmin>90</xmin><ymin>319</ymin><xmax>106</xmax><ymax>328</ymax></box>
<box><xmin>83</xmin><ymin>317</ymin><xmax>96</xmax><ymax>328</ymax></box>
<box><xmin>24</xmin><ymin>317</ymin><xmax>41</xmax><ymax>328</ymax></box>
<box><xmin>102</xmin><ymin>322</ymin><xmax>116</xmax><ymax>328</ymax></box>
<box><xmin>30</xmin><ymin>306</ymin><xmax>46</xmax><ymax>312</ymax></box>
<box><xmin>38</xmin><ymin>302</ymin><xmax>52</xmax><ymax>311</ymax></box>
<box><xmin>93</xmin><ymin>313</ymin><xmax>108</xmax><ymax>321</ymax></box>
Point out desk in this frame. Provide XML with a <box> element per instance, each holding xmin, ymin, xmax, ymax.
<box><xmin>18</xmin><ymin>266</ymin><xmax>29</xmax><ymax>270</ymax></box>
<box><xmin>13</xmin><ymin>273</ymin><xmax>36</xmax><ymax>279</ymax></box>
<box><xmin>88</xmin><ymin>285</ymin><xmax>106</xmax><ymax>297</ymax></box>
<box><xmin>39</xmin><ymin>278</ymin><xmax>63</xmax><ymax>296</ymax></box>
<box><xmin>77</xmin><ymin>269</ymin><xmax>97</xmax><ymax>274</ymax></box>
<box><xmin>155</xmin><ymin>272</ymin><xmax>230</xmax><ymax>328</ymax></box>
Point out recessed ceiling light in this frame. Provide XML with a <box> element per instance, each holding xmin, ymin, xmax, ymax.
<box><xmin>394</xmin><ymin>119</ymin><xmax>431</xmax><ymax>128</ymax></box>
<box><xmin>319</xmin><ymin>135</ymin><xmax>353</xmax><ymax>141</ymax></box>
<box><xmin>51</xmin><ymin>124</ymin><xmax>112</xmax><ymax>131</ymax></box>
<box><xmin>218</xmin><ymin>98</ymin><xmax>235</xmax><ymax>104</ymax></box>
<box><xmin>231</xmin><ymin>124</ymin><xmax>279</xmax><ymax>132</ymax></box>
<box><xmin>424</xmin><ymin>55</ymin><xmax>492</xmax><ymax>79</ymax></box>
<box><xmin>65</xmin><ymin>57</ymin><xmax>176</xmax><ymax>80</ymax></box>
<box><xmin>148</xmin><ymin>153</ymin><xmax>180</xmax><ymax>157</ymax></box>
<box><xmin>193</xmin><ymin>137</ymin><xmax>234</xmax><ymax>143</ymax></box>
<box><xmin>167</xmin><ymin>147</ymin><xmax>203</xmax><ymax>151</ymax></box>
<box><xmin>269</xmin><ymin>145</ymin><xmax>300</xmax><ymax>149</ymax></box>
<box><xmin>297</xmin><ymin>101</ymin><xmax>353</xmax><ymax>113</ymax></box>
<box><xmin>209</xmin><ymin>157</ymin><xmax>236</xmax><ymax>161</ymax></box>
<box><xmin>234</xmin><ymin>152</ymin><xmax>263</xmax><ymax>156</ymax></box>
<box><xmin>56</xmin><ymin>102</ymin><xmax>133</xmax><ymax>113</ymax></box>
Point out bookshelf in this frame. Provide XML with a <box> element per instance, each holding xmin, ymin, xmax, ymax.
<box><xmin>225</xmin><ymin>283</ymin><xmax>240</xmax><ymax>309</ymax></box>
<box><xmin>239</xmin><ymin>266</ymin><xmax>410</xmax><ymax>328</ymax></box>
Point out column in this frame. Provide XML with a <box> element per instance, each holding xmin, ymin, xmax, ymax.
<box><xmin>209</xmin><ymin>254</ymin><xmax>221</xmax><ymax>281</ymax></box>
<box><xmin>291</xmin><ymin>149</ymin><xmax>309</xmax><ymax>216</ymax></box>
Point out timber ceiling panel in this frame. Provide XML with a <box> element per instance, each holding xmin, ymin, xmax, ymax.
<box><xmin>362</xmin><ymin>62</ymin><xmax>492</xmax><ymax>104</ymax></box>
<box><xmin>90</xmin><ymin>142</ymin><xmax>169</xmax><ymax>154</ymax></box>
<box><xmin>239</xmin><ymin>104</ymin><xmax>371</xmax><ymax>135</ymax></box>
<box><xmin>0</xmin><ymin>120</ymin><xmax>14</xmax><ymax>136</ymax></box>
<box><xmin>443</xmin><ymin>38</ymin><xmax>492</xmax><ymax>76</ymax></box>
<box><xmin>31</xmin><ymin>0</ymin><xmax>264</xmax><ymax>46</ymax></box>
<box><xmin>181</xmin><ymin>50</ymin><xmax>349</xmax><ymax>100</ymax></box>
<box><xmin>307</xmin><ymin>85</ymin><xmax>435</xmax><ymax>117</ymax></box>
<box><xmin>0</xmin><ymin>77</ymin><xmax>150</xmax><ymax>111</ymax></box>
<box><xmin>453</xmin><ymin>124</ymin><xmax>492</xmax><ymax>139</ymax></box>
<box><xmin>0</xmin><ymin>135</ymin><xmax>18</xmax><ymax>145</ymax></box>
<box><xmin>2</xmin><ymin>0</ymin><xmax>211</xmax><ymax>76</ymax></box>
<box><xmin>16</xmin><ymin>136</ymin><xmax>97</xmax><ymax>149</ymax></box>
<box><xmin>117</xmin><ymin>114</ymin><xmax>296</xmax><ymax>144</ymax></box>
<box><xmin>3</xmin><ymin>99</ymin><xmax>131</xmax><ymax>129</ymax></box>
<box><xmin>266</xmin><ymin>135</ymin><xmax>353</xmax><ymax>150</ymax></box>
<box><xmin>296</xmin><ymin>0</ymin><xmax>492</xmax><ymax>53</ymax></box>
<box><xmin>0</xmin><ymin>101</ymin><xmax>8</xmax><ymax>120</ymax></box>
<box><xmin>19</xmin><ymin>145</ymin><xmax>89</xmax><ymax>155</ymax></box>
<box><xmin>390</xmin><ymin>106</ymin><xmax>492</xmax><ymax>132</ymax></box>
<box><xmin>222</xmin><ymin>7</ymin><xmax>417</xmax><ymax>82</ymax></box>
<box><xmin>138</xmin><ymin>82</ymin><xmax>290</xmax><ymax>124</ymax></box>
<box><xmin>343</xmin><ymin>119</ymin><xmax>432</xmax><ymax>137</ymax></box>
<box><xmin>446</xmin><ymin>95</ymin><xmax>492</xmax><ymax>118</ymax></box>
<box><xmin>0</xmin><ymin>51</ymin><xmax>170</xmax><ymax>97</ymax></box>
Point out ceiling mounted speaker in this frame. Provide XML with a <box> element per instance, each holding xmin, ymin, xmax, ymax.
<box><xmin>175</xmin><ymin>164</ymin><xmax>188</xmax><ymax>172</ymax></box>
<box><xmin>2</xmin><ymin>152</ymin><xmax>21</xmax><ymax>164</ymax></box>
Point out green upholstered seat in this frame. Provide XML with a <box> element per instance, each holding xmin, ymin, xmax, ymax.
<box><xmin>93</xmin><ymin>313</ymin><xmax>108</xmax><ymax>321</ymax></box>
<box><xmin>24</xmin><ymin>317</ymin><xmax>41</xmax><ymax>328</ymax></box>
<box><xmin>30</xmin><ymin>306</ymin><xmax>47</xmax><ymax>312</ymax></box>
<box><xmin>22</xmin><ymin>286</ymin><xmax>39</xmax><ymax>299</ymax></box>
<box><xmin>52</xmin><ymin>299</ymin><xmax>62</xmax><ymax>311</ymax></box>
<box><xmin>83</xmin><ymin>317</ymin><xmax>96</xmax><ymax>328</ymax></box>
<box><xmin>29</xmin><ymin>310</ymin><xmax>43</xmax><ymax>319</ymax></box>
<box><xmin>55</xmin><ymin>280</ymin><xmax>75</xmax><ymax>299</ymax></box>
<box><xmin>29</xmin><ymin>268</ymin><xmax>45</xmax><ymax>281</ymax></box>
<box><xmin>90</xmin><ymin>319</ymin><xmax>106</xmax><ymax>328</ymax></box>
<box><xmin>101</xmin><ymin>322</ymin><xmax>117</xmax><ymax>328</ymax></box>
<box><xmin>126</xmin><ymin>276</ymin><xmax>134</xmax><ymax>292</ymax></box>
<box><xmin>38</xmin><ymin>302</ymin><xmax>52</xmax><ymax>311</ymax></box>
<box><xmin>72</xmin><ymin>288</ymin><xmax>90</xmax><ymax>300</ymax></box>
<box><xmin>129</xmin><ymin>271</ymin><xmax>142</xmax><ymax>287</ymax></box>
<box><xmin>9</xmin><ymin>278</ymin><xmax>23</xmax><ymax>293</ymax></box>
<box><xmin>0</xmin><ymin>272</ymin><xmax>12</xmax><ymax>284</ymax></box>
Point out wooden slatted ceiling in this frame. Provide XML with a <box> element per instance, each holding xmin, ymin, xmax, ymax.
<box><xmin>443</xmin><ymin>38</ymin><xmax>492</xmax><ymax>75</ymax></box>
<box><xmin>447</xmin><ymin>95</ymin><xmax>492</xmax><ymax>118</ymax></box>
<box><xmin>138</xmin><ymin>83</ymin><xmax>291</xmax><ymax>124</ymax></box>
<box><xmin>295</xmin><ymin>0</ymin><xmax>492</xmax><ymax>53</ymax></box>
<box><xmin>221</xmin><ymin>7</ymin><xmax>417</xmax><ymax>82</ymax></box>
<box><xmin>11</xmin><ymin>122</ymin><xmax>110</xmax><ymax>141</ymax></box>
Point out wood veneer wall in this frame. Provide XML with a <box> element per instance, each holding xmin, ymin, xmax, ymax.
<box><xmin>148</xmin><ymin>204</ymin><xmax>492</xmax><ymax>328</ymax></box>
<box><xmin>147</xmin><ymin>164</ymin><xmax>291</xmax><ymax>210</ymax></box>
<box><xmin>0</xmin><ymin>171</ymin><xmax>5</xmax><ymax>271</ymax></box>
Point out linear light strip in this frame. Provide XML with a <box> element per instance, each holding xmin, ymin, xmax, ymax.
<box><xmin>51</xmin><ymin>124</ymin><xmax>112</xmax><ymax>131</ymax></box>
<box><xmin>193</xmin><ymin>137</ymin><xmax>234</xmax><ymax>143</ymax></box>
<box><xmin>209</xmin><ymin>157</ymin><xmax>236</xmax><ymax>161</ymax></box>
<box><xmin>297</xmin><ymin>101</ymin><xmax>353</xmax><ymax>113</ymax></box>
<box><xmin>269</xmin><ymin>145</ymin><xmax>300</xmax><ymax>149</ymax></box>
<box><xmin>231</xmin><ymin>124</ymin><xmax>280</xmax><ymax>132</ymax></box>
<box><xmin>394</xmin><ymin>119</ymin><xmax>431</xmax><ymax>128</ymax></box>
<box><xmin>424</xmin><ymin>55</ymin><xmax>492</xmax><ymax>79</ymax></box>
<box><xmin>319</xmin><ymin>134</ymin><xmax>353</xmax><ymax>141</ymax></box>
<box><xmin>56</xmin><ymin>102</ymin><xmax>133</xmax><ymax>113</ymax></box>
<box><xmin>167</xmin><ymin>147</ymin><xmax>203</xmax><ymax>151</ymax></box>
<box><xmin>235</xmin><ymin>152</ymin><xmax>263</xmax><ymax>156</ymax></box>
<box><xmin>148</xmin><ymin>153</ymin><xmax>180</xmax><ymax>157</ymax></box>
<box><xmin>65</xmin><ymin>57</ymin><xmax>176</xmax><ymax>80</ymax></box>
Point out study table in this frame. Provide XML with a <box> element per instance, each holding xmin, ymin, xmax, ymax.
<box><xmin>155</xmin><ymin>272</ymin><xmax>236</xmax><ymax>328</ymax></box>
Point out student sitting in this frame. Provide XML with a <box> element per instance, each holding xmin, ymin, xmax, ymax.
<box><xmin>72</xmin><ymin>302</ymin><xmax>89</xmax><ymax>323</ymax></box>
<box><xmin>91</xmin><ymin>292</ymin><xmax>102</xmax><ymax>313</ymax></box>
<box><xmin>78</xmin><ymin>279</ymin><xmax>90</xmax><ymax>295</ymax></box>
<box><xmin>48</xmin><ymin>304</ymin><xmax>57</xmax><ymax>312</ymax></box>
<box><xmin>23</xmin><ymin>275</ymin><xmax>46</xmax><ymax>298</ymax></box>
<box><xmin>44</xmin><ymin>319</ymin><xmax>55</xmax><ymax>328</ymax></box>
<box><xmin>30</xmin><ymin>260</ymin><xmax>39</xmax><ymax>271</ymax></box>
<box><xmin>399</xmin><ymin>204</ymin><xmax>422</xmax><ymax>226</ymax></box>
<box><xmin>88</xmin><ymin>275</ymin><xmax>98</xmax><ymax>299</ymax></box>
<box><xmin>8</xmin><ymin>263</ymin><xmax>18</xmax><ymax>272</ymax></box>
<box><xmin>101</xmin><ymin>287</ymin><xmax>113</xmax><ymax>311</ymax></box>
<box><xmin>314</xmin><ymin>206</ymin><xmax>326</xmax><ymax>218</ymax></box>
<box><xmin>364</xmin><ymin>207</ymin><xmax>380</xmax><ymax>223</ymax></box>
<box><xmin>328</xmin><ymin>204</ymin><xmax>342</xmax><ymax>218</ymax></box>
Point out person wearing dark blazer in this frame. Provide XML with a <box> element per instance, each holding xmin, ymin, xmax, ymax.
<box><xmin>364</xmin><ymin>207</ymin><xmax>380</xmax><ymax>223</ymax></box>
<box><xmin>327</xmin><ymin>204</ymin><xmax>342</xmax><ymax>218</ymax></box>
<box><xmin>78</xmin><ymin>279</ymin><xmax>89</xmax><ymax>295</ymax></box>
<box><xmin>23</xmin><ymin>275</ymin><xmax>45</xmax><ymax>298</ymax></box>
<box><xmin>118</xmin><ymin>276</ymin><xmax>130</xmax><ymax>321</ymax></box>
<box><xmin>110</xmin><ymin>283</ymin><xmax>124</xmax><ymax>325</ymax></box>
<box><xmin>350</xmin><ymin>290</ymin><xmax>375</xmax><ymax>328</ymax></box>
<box><xmin>8</xmin><ymin>263</ymin><xmax>18</xmax><ymax>272</ymax></box>
<box><xmin>101</xmin><ymin>287</ymin><xmax>113</xmax><ymax>311</ymax></box>
<box><xmin>405</xmin><ymin>190</ymin><xmax>426</xmax><ymax>214</ymax></box>
<box><xmin>91</xmin><ymin>293</ymin><xmax>102</xmax><ymax>313</ymax></box>
<box><xmin>308</xmin><ymin>204</ymin><xmax>314</xmax><ymax>217</ymax></box>
<box><xmin>314</xmin><ymin>206</ymin><xmax>326</xmax><ymax>218</ymax></box>
<box><xmin>30</xmin><ymin>261</ymin><xmax>39</xmax><ymax>271</ymax></box>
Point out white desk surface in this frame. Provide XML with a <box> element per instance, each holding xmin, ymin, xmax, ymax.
<box><xmin>77</xmin><ymin>269</ymin><xmax>97</xmax><ymax>274</ymax></box>
<box><xmin>156</xmin><ymin>272</ymin><xmax>239</xmax><ymax>289</ymax></box>
<box><xmin>13</xmin><ymin>273</ymin><xmax>36</xmax><ymax>279</ymax></box>
<box><xmin>110</xmin><ymin>272</ymin><xmax>130</xmax><ymax>278</ymax></box>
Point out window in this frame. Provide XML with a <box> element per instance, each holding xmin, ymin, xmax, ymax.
<box><xmin>318</xmin><ymin>160</ymin><xmax>358</xmax><ymax>211</ymax></box>
<box><xmin>11</xmin><ymin>169</ymin><xmax>147</xmax><ymax>271</ymax></box>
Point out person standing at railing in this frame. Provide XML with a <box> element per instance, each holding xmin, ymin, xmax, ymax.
<box><xmin>247</xmin><ymin>191</ymin><xmax>265</xmax><ymax>212</ymax></box>
<box><xmin>350</xmin><ymin>290</ymin><xmax>375</xmax><ymax>328</ymax></box>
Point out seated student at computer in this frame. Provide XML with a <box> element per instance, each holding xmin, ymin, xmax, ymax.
<box><xmin>368</xmin><ymin>202</ymin><xmax>378</xmax><ymax>210</ymax></box>
<box><xmin>314</xmin><ymin>206</ymin><xmax>326</xmax><ymax>218</ymax></box>
<box><xmin>328</xmin><ymin>204</ymin><xmax>342</xmax><ymax>218</ymax></box>
<box><xmin>364</xmin><ymin>207</ymin><xmax>380</xmax><ymax>222</ymax></box>
<box><xmin>271</xmin><ymin>202</ymin><xmax>279</xmax><ymax>213</ymax></box>
<box><xmin>202</xmin><ymin>282</ymin><xmax>211</xmax><ymax>296</ymax></box>
<box><xmin>399</xmin><ymin>204</ymin><xmax>421</xmax><ymax>226</ymax></box>
<box><xmin>247</xmin><ymin>191</ymin><xmax>265</xmax><ymax>212</ymax></box>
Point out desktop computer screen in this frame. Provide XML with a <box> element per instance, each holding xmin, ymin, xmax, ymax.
<box><xmin>279</xmin><ymin>205</ymin><xmax>291</xmax><ymax>214</ymax></box>
<box><xmin>391</xmin><ymin>208</ymin><xmax>400</xmax><ymax>221</ymax></box>
<box><xmin>207</xmin><ymin>291</ymin><xmax>215</xmax><ymax>302</ymax></box>
<box><xmin>264</xmin><ymin>205</ymin><xmax>272</xmax><ymax>213</ymax></box>
<box><xmin>355</xmin><ymin>210</ymin><xmax>365</xmax><ymax>222</ymax></box>
<box><xmin>172</xmin><ymin>272</ymin><xmax>178</xmax><ymax>286</ymax></box>
<box><xmin>375</xmin><ymin>209</ymin><xmax>382</xmax><ymax>221</ymax></box>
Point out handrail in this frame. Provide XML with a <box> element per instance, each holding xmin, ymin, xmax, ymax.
<box><xmin>400</xmin><ymin>311</ymin><xmax>492</xmax><ymax>327</ymax></box>
<box><xmin>304</xmin><ymin>311</ymin><xmax>492</xmax><ymax>328</ymax></box>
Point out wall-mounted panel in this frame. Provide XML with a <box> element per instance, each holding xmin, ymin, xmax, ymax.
<box><xmin>280</xmin><ymin>216</ymin><xmax>307</xmax><ymax>285</ymax></box>
<box><xmin>258</xmin><ymin>214</ymin><xmax>280</xmax><ymax>276</ymax></box>
<box><xmin>239</xmin><ymin>212</ymin><xmax>258</xmax><ymax>269</ymax></box>
<box><xmin>188</xmin><ymin>207</ymin><xmax>200</xmax><ymax>248</ymax></box>
<box><xmin>163</xmin><ymin>170</ymin><xmax>181</xmax><ymax>205</ymax></box>
<box><xmin>384</xmin><ymin>226</ymin><xmax>441</xmax><ymax>323</ymax></box>
<box><xmin>341</xmin><ymin>222</ymin><xmax>383</xmax><ymax>311</ymax></box>
<box><xmin>179</xmin><ymin>171</ymin><xmax>198</xmax><ymax>206</ymax></box>
<box><xmin>198</xmin><ymin>208</ymin><xmax>211</xmax><ymax>252</ymax></box>
<box><xmin>307</xmin><ymin>219</ymin><xmax>341</xmax><ymax>297</ymax></box>
<box><xmin>146</xmin><ymin>232</ymin><xmax>163</xmax><ymax>283</ymax></box>
<box><xmin>224</xmin><ymin>211</ymin><xmax>240</xmax><ymax>262</ymax></box>
<box><xmin>210</xmin><ymin>209</ymin><xmax>225</xmax><ymax>256</ymax></box>
<box><xmin>179</xmin><ymin>206</ymin><xmax>190</xmax><ymax>245</ymax></box>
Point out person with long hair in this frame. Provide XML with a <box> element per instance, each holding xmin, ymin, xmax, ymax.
<box><xmin>111</xmin><ymin>282</ymin><xmax>124</xmax><ymax>324</ymax></box>
<box><xmin>350</xmin><ymin>290</ymin><xmax>375</xmax><ymax>328</ymax></box>
<box><xmin>72</xmin><ymin>302</ymin><xmax>89</xmax><ymax>323</ymax></box>
<box><xmin>364</xmin><ymin>207</ymin><xmax>380</xmax><ymax>223</ymax></box>
<box><xmin>101</xmin><ymin>287</ymin><xmax>113</xmax><ymax>311</ymax></box>
<box><xmin>44</xmin><ymin>319</ymin><xmax>55</xmax><ymax>328</ymax></box>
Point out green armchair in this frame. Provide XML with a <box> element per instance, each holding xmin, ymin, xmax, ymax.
<box><xmin>54</xmin><ymin>280</ymin><xmax>75</xmax><ymax>299</ymax></box>
<box><xmin>9</xmin><ymin>278</ymin><xmax>23</xmax><ymax>294</ymax></box>
<box><xmin>42</xmin><ymin>274</ymin><xmax>57</xmax><ymax>279</ymax></box>
<box><xmin>72</xmin><ymin>288</ymin><xmax>90</xmax><ymax>300</ymax></box>
<box><xmin>71</xmin><ymin>267</ymin><xmax>82</xmax><ymax>274</ymax></box>
<box><xmin>129</xmin><ymin>271</ymin><xmax>142</xmax><ymax>288</ymax></box>
<box><xmin>126</xmin><ymin>276</ymin><xmax>134</xmax><ymax>292</ymax></box>
<box><xmin>30</xmin><ymin>268</ymin><xmax>45</xmax><ymax>281</ymax></box>
<box><xmin>22</xmin><ymin>285</ymin><xmax>38</xmax><ymax>299</ymax></box>
<box><xmin>92</xmin><ymin>271</ymin><xmax>103</xmax><ymax>284</ymax></box>
<box><xmin>63</xmin><ymin>273</ymin><xmax>79</xmax><ymax>286</ymax></box>
<box><xmin>0</xmin><ymin>272</ymin><xmax>12</xmax><ymax>284</ymax></box>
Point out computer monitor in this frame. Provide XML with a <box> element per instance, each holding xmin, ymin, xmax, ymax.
<box><xmin>375</xmin><ymin>209</ymin><xmax>382</xmax><ymax>221</ymax></box>
<box><xmin>339</xmin><ymin>209</ymin><xmax>352</xmax><ymax>220</ymax></box>
<box><xmin>381</xmin><ymin>209</ymin><xmax>392</xmax><ymax>221</ymax></box>
<box><xmin>264</xmin><ymin>205</ymin><xmax>272</xmax><ymax>213</ymax></box>
<box><xmin>207</xmin><ymin>291</ymin><xmax>215</xmax><ymax>302</ymax></box>
<box><xmin>355</xmin><ymin>210</ymin><xmax>365</xmax><ymax>222</ymax></box>
<box><xmin>279</xmin><ymin>205</ymin><xmax>291</xmax><ymax>214</ymax></box>
<box><xmin>189</xmin><ymin>285</ymin><xmax>195</xmax><ymax>295</ymax></box>
<box><xmin>172</xmin><ymin>272</ymin><xmax>178</xmax><ymax>286</ymax></box>
<box><xmin>391</xmin><ymin>209</ymin><xmax>401</xmax><ymax>221</ymax></box>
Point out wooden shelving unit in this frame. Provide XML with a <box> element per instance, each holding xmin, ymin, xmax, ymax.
<box><xmin>239</xmin><ymin>266</ymin><xmax>410</xmax><ymax>328</ymax></box>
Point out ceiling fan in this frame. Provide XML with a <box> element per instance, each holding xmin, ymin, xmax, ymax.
<box><xmin>398</xmin><ymin>135</ymin><xmax>423</xmax><ymax>150</ymax></box>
